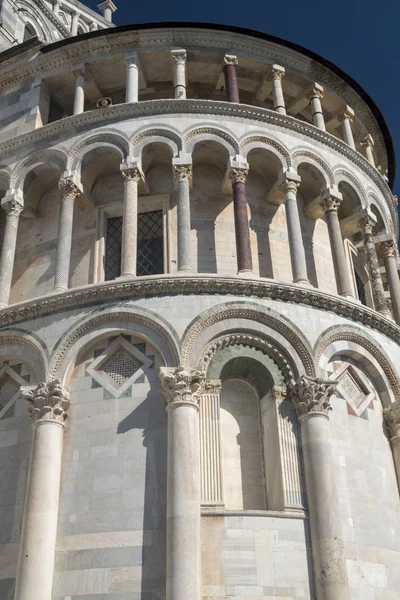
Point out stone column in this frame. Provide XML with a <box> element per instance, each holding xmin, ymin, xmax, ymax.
<box><xmin>339</xmin><ymin>107</ymin><xmax>356</xmax><ymax>150</ymax></box>
<box><xmin>125</xmin><ymin>52</ymin><xmax>139</xmax><ymax>103</ymax></box>
<box><xmin>54</xmin><ymin>177</ymin><xmax>80</xmax><ymax>293</ymax></box>
<box><xmin>171</xmin><ymin>49</ymin><xmax>187</xmax><ymax>99</ymax></box>
<box><xmin>358</xmin><ymin>216</ymin><xmax>390</xmax><ymax>317</ymax></box>
<box><xmin>159</xmin><ymin>366</ymin><xmax>205</xmax><ymax>600</ymax></box>
<box><xmin>0</xmin><ymin>195</ymin><xmax>23</xmax><ymax>309</ymax></box>
<box><xmin>383</xmin><ymin>400</ymin><xmax>400</xmax><ymax>492</ymax></box>
<box><xmin>15</xmin><ymin>381</ymin><xmax>70</xmax><ymax>600</ymax></box>
<box><xmin>271</xmin><ymin>64</ymin><xmax>286</xmax><ymax>114</ymax></box>
<box><xmin>120</xmin><ymin>162</ymin><xmax>143</xmax><ymax>278</ymax></box>
<box><xmin>280</xmin><ymin>175</ymin><xmax>309</xmax><ymax>284</ymax></box>
<box><xmin>70</xmin><ymin>11</ymin><xmax>79</xmax><ymax>35</ymax></box>
<box><xmin>291</xmin><ymin>376</ymin><xmax>350</xmax><ymax>600</ymax></box>
<box><xmin>361</xmin><ymin>134</ymin><xmax>376</xmax><ymax>167</ymax></box>
<box><xmin>309</xmin><ymin>84</ymin><xmax>325</xmax><ymax>130</ymax></box>
<box><xmin>200</xmin><ymin>380</ymin><xmax>223</xmax><ymax>506</ymax></box>
<box><xmin>229</xmin><ymin>164</ymin><xmax>253</xmax><ymax>274</ymax></box>
<box><xmin>73</xmin><ymin>67</ymin><xmax>85</xmax><ymax>115</ymax></box>
<box><xmin>379</xmin><ymin>240</ymin><xmax>400</xmax><ymax>324</ymax></box>
<box><xmin>223</xmin><ymin>54</ymin><xmax>239</xmax><ymax>103</ymax></box>
<box><xmin>323</xmin><ymin>193</ymin><xmax>353</xmax><ymax>298</ymax></box>
<box><xmin>98</xmin><ymin>0</ymin><xmax>116</xmax><ymax>22</ymax></box>
<box><xmin>173</xmin><ymin>162</ymin><xmax>193</xmax><ymax>273</ymax></box>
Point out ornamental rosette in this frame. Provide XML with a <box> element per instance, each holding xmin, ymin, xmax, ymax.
<box><xmin>383</xmin><ymin>400</ymin><xmax>400</xmax><ymax>438</ymax></box>
<box><xmin>22</xmin><ymin>379</ymin><xmax>70</xmax><ymax>423</ymax></box>
<box><xmin>159</xmin><ymin>366</ymin><xmax>205</xmax><ymax>406</ymax></box>
<box><xmin>289</xmin><ymin>375</ymin><xmax>336</xmax><ymax>416</ymax></box>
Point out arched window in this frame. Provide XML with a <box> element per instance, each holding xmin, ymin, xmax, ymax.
<box><xmin>23</xmin><ymin>23</ymin><xmax>37</xmax><ymax>42</ymax></box>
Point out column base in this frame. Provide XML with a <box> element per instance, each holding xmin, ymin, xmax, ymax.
<box><xmin>117</xmin><ymin>273</ymin><xmax>136</xmax><ymax>280</ymax></box>
<box><xmin>238</xmin><ymin>269</ymin><xmax>255</xmax><ymax>278</ymax></box>
<box><xmin>53</xmin><ymin>286</ymin><xmax>68</xmax><ymax>294</ymax></box>
<box><xmin>177</xmin><ymin>269</ymin><xmax>193</xmax><ymax>275</ymax></box>
<box><xmin>293</xmin><ymin>278</ymin><xmax>311</xmax><ymax>286</ymax></box>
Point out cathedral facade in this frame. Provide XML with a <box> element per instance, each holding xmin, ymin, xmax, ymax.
<box><xmin>0</xmin><ymin>9</ymin><xmax>398</xmax><ymax>600</ymax></box>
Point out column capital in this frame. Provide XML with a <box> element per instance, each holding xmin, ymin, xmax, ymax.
<box><xmin>379</xmin><ymin>239</ymin><xmax>397</xmax><ymax>259</ymax></box>
<box><xmin>280</xmin><ymin>177</ymin><xmax>300</xmax><ymax>195</ymax></box>
<box><xmin>159</xmin><ymin>366</ymin><xmax>205</xmax><ymax>407</ymax></box>
<box><xmin>269</xmin><ymin>385</ymin><xmax>287</xmax><ymax>402</ymax></box>
<box><xmin>224</xmin><ymin>54</ymin><xmax>238</xmax><ymax>66</ymax></box>
<box><xmin>120</xmin><ymin>161</ymin><xmax>143</xmax><ymax>182</ymax></box>
<box><xmin>98</xmin><ymin>0</ymin><xmax>117</xmax><ymax>14</ymax></box>
<box><xmin>203</xmin><ymin>380</ymin><xmax>222</xmax><ymax>394</ymax></box>
<box><xmin>270</xmin><ymin>64</ymin><xmax>285</xmax><ymax>79</ymax></box>
<box><xmin>171</xmin><ymin>48</ymin><xmax>187</xmax><ymax>64</ymax></box>
<box><xmin>173</xmin><ymin>164</ymin><xmax>192</xmax><ymax>182</ymax></box>
<box><xmin>321</xmin><ymin>188</ymin><xmax>343</xmax><ymax>213</ymax></box>
<box><xmin>308</xmin><ymin>82</ymin><xmax>324</xmax><ymax>100</ymax></box>
<box><xmin>125</xmin><ymin>51</ymin><xmax>139</xmax><ymax>67</ymax></box>
<box><xmin>384</xmin><ymin>400</ymin><xmax>400</xmax><ymax>438</ymax></box>
<box><xmin>338</xmin><ymin>105</ymin><xmax>355</xmax><ymax>123</ymax></box>
<box><xmin>58</xmin><ymin>176</ymin><xmax>81</xmax><ymax>199</ymax></box>
<box><xmin>229</xmin><ymin>167</ymin><xmax>248</xmax><ymax>184</ymax></box>
<box><xmin>289</xmin><ymin>375</ymin><xmax>336</xmax><ymax>416</ymax></box>
<box><xmin>1</xmin><ymin>194</ymin><xmax>23</xmax><ymax>217</ymax></box>
<box><xmin>361</xmin><ymin>133</ymin><xmax>374</xmax><ymax>148</ymax></box>
<box><xmin>358</xmin><ymin>214</ymin><xmax>377</xmax><ymax>235</ymax></box>
<box><xmin>22</xmin><ymin>380</ymin><xmax>70</xmax><ymax>424</ymax></box>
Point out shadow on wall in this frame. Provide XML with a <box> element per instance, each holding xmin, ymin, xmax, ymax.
<box><xmin>117</xmin><ymin>387</ymin><xmax>167</xmax><ymax>599</ymax></box>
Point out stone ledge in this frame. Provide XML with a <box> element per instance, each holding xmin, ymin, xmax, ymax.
<box><xmin>201</xmin><ymin>508</ymin><xmax>307</xmax><ymax>519</ymax></box>
<box><xmin>1</xmin><ymin>275</ymin><xmax>400</xmax><ymax>345</ymax></box>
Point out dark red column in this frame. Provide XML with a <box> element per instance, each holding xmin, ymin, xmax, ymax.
<box><xmin>223</xmin><ymin>55</ymin><xmax>240</xmax><ymax>103</ymax></box>
<box><xmin>230</xmin><ymin>168</ymin><xmax>253</xmax><ymax>273</ymax></box>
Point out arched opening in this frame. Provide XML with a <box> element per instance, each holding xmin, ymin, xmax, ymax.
<box><xmin>23</xmin><ymin>23</ymin><xmax>37</xmax><ymax>42</ymax></box>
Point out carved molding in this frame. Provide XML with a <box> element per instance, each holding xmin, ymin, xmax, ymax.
<box><xmin>22</xmin><ymin>379</ymin><xmax>70</xmax><ymax>423</ymax></box>
<box><xmin>132</xmin><ymin>128</ymin><xmax>183</xmax><ymax>152</ymax></box>
<box><xmin>383</xmin><ymin>400</ymin><xmax>400</xmax><ymax>438</ymax></box>
<box><xmin>292</xmin><ymin>150</ymin><xmax>334</xmax><ymax>186</ymax></box>
<box><xmin>183</xmin><ymin>127</ymin><xmax>239</xmax><ymax>154</ymax></box>
<box><xmin>159</xmin><ymin>366</ymin><xmax>205</xmax><ymax>406</ymax></box>
<box><xmin>240</xmin><ymin>135</ymin><xmax>291</xmax><ymax>167</ymax></box>
<box><xmin>289</xmin><ymin>375</ymin><xmax>336</xmax><ymax>416</ymax></box>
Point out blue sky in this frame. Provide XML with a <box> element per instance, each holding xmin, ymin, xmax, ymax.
<box><xmin>84</xmin><ymin>0</ymin><xmax>400</xmax><ymax>195</ymax></box>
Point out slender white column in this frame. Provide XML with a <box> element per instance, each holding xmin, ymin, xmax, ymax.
<box><xmin>0</xmin><ymin>195</ymin><xmax>23</xmax><ymax>309</ymax></box>
<box><xmin>54</xmin><ymin>177</ymin><xmax>80</xmax><ymax>293</ymax></box>
<box><xmin>379</xmin><ymin>239</ymin><xmax>400</xmax><ymax>324</ymax></box>
<box><xmin>200</xmin><ymin>380</ymin><xmax>223</xmax><ymax>506</ymax></box>
<box><xmin>280</xmin><ymin>174</ymin><xmax>309</xmax><ymax>285</ymax></box>
<box><xmin>160</xmin><ymin>367</ymin><xmax>205</xmax><ymax>600</ymax></box>
<box><xmin>125</xmin><ymin>52</ymin><xmax>139</xmax><ymax>103</ymax></box>
<box><xmin>270</xmin><ymin>64</ymin><xmax>286</xmax><ymax>114</ymax></box>
<box><xmin>322</xmin><ymin>192</ymin><xmax>353</xmax><ymax>298</ymax></box>
<box><xmin>309</xmin><ymin>84</ymin><xmax>325</xmax><ymax>130</ymax></box>
<box><xmin>361</xmin><ymin>134</ymin><xmax>376</xmax><ymax>167</ymax></box>
<box><xmin>15</xmin><ymin>381</ymin><xmax>70</xmax><ymax>600</ymax></box>
<box><xmin>173</xmin><ymin>161</ymin><xmax>192</xmax><ymax>273</ymax></box>
<box><xmin>339</xmin><ymin>106</ymin><xmax>355</xmax><ymax>150</ymax></box>
<box><xmin>70</xmin><ymin>11</ymin><xmax>79</xmax><ymax>35</ymax></box>
<box><xmin>98</xmin><ymin>0</ymin><xmax>116</xmax><ymax>22</ymax></box>
<box><xmin>73</xmin><ymin>67</ymin><xmax>85</xmax><ymax>115</ymax></box>
<box><xmin>120</xmin><ymin>161</ymin><xmax>143</xmax><ymax>278</ymax></box>
<box><xmin>171</xmin><ymin>49</ymin><xmax>187</xmax><ymax>99</ymax></box>
<box><xmin>291</xmin><ymin>376</ymin><xmax>350</xmax><ymax>600</ymax></box>
<box><xmin>383</xmin><ymin>400</ymin><xmax>400</xmax><ymax>492</ymax></box>
<box><xmin>358</xmin><ymin>216</ymin><xmax>391</xmax><ymax>317</ymax></box>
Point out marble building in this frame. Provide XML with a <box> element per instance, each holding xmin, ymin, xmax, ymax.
<box><xmin>0</xmin><ymin>6</ymin><xmax>398</xmax><ymax>600</ymax></box>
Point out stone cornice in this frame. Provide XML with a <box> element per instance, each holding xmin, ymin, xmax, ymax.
<box><xmin>0</xmin><ymin>99</ymin><xmax>395</xmax><ymax>230</ymax></box>
<box><xmin>1</xmin><ymin>275</ymin><xmax>400</xmax><ymax>346</ymax></box>
<box><xmin>0</xmin><ymin>27</ymin><xmax>388</xmax><ymax>171</ymax></box>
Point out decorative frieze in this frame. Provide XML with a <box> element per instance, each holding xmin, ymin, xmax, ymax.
<box><xmin>289</xmin><ymin>375</ymin><xmax>337</xmax><ymax>416</ymax></box>
<box><xmin>22</xmin><ymin>379</ymin><xmax>70</xmax><ymax>424</ymax></box>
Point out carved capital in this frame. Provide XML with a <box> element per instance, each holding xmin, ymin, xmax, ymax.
<box><xmin>323</xmin><ymin>196</ymin><xmax>342</xmax><ymax>213</ymax></box>
<box><xmin>280</xmin><ymin>179</ymin><xmax>299</xmax><ymax>195</ymax></box>
<box><xmin>379</xmin><ymin>240</ymin><xmax>397</xmax><ymax>259</ymax></box>
<box><xmin>174</xmin><ymin>164</ymin><xmax>192</xmax><ymax>182</ymax></box>
<box><xmin>289</xmin><ymin>376</ymin><xmax>336</xmax><ymax>416</ymax></box>
<box><xmin>224</xmin><ymin>54</ymin><xmax>238</xmax><ymax>66</ymax></box>
<box><xmin>384</xmin><ymin>401</ymin><xmax>400</xmax><ymax>438</ymax></box>
<box><xmin>171</xmin><ymin>49</ymin><xmax>187</xmax><ymax>65</ymax></box>
<box><xmin>309</xmin><ymin>84</ymin><xmax>324</xmax><ymax>100</ymax></box>
<box><xmin>203</xmin><ymin>379</ymin><xmax>222</xmax><ymax>395</ymax></box>
<box><xmin>22</xmin><ymin>380</ymin><xmax>70</xmax><ymax>424</ymax></box>
<box><xmin>229</xmin><ymin>167</ymin><xmax>248</xmax><ymax>184</ymax></box>
<box><xmin>271</xmin><ymin>64</ymin><xmax>285</xmax><ymax>79</ymax></box>
<box><xmin>358</xmin><ymin>216</ymin><xmax>375</xmax><ymax>236</ymax></box>
<box><xmin>159</xmin><ymin>366</ymin><xmax>205</xmax><ymax>406</ymax></box>
<box><xmin>269</xmin><ymin>385</ymin><xmax>287</xmax><ymax>402</ymax></box>
<box><xmin>58</xmin><ymin>177</ymin><xmax>81</xmax><ymax>199</ymax></box>
<box><xmin>2</xmin><ymin>197</ymin><xmax>23</xmax><ymax>218</ymax></box>
<box><xmin>120</xmin><ymin>163</ymin><xmax>142</xmax><ymax>182</ymax></box>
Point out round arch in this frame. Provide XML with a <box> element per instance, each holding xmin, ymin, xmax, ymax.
<box><xmin>11</xmin><ymin>149</ymin><xmax>68</xmax><ymax>191</ymax></box>
<box><xmin>181</xmin><ymin>301</ymin><xmax>315</xmax><ymax>379</ymax></box>
<box><xmin>183</xmin><ymin>125</ymin><xmax>239</xmax><ymax>156</ymax></box>
<box><xmin>334</xmin><ymin>167</ymin><xmax>367</xmax><ymax>206</ymax></box>
<box><xmin>48</xmin><ymin>307</ymin><xmax>180</xmax><ymax>384</ymax></box>
<box><xmin>314</xmin><ymin>325</ymin><xmax>400</xmax><ymax>405</ymax></box>
<box><xmin>131</xmin><ymin>127</ymin><xmax>182</xmax><ymax>157</ymax></box>
<box><xmin>240</xmin><ymin>133</ymin><xmax>291</xmax><ymax>171</ymax></box>
<box><xmin>292</xmin><ymin>149</ymin><xmax>334</xmax><ymax>188</ymax></box>
<box><xmin>67</xmin><ymin>132</ymin><xmax>130</xmax><ymax>172</ymax></box>
<box><xmin>0</xmin><ymin>329</ymin><xmax>48</xmax><ymax>383</ymax></box>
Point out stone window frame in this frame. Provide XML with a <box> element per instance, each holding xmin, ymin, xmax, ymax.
<box><xmin>86</xmin><ymin>335</ymin><xmax>153</xmax><ymax>398</ymax></box>
<box><xmin>0</xmin><ymin>364</ymin><xmax>27</xmax><ymax>419</ymax></box>
<box><xmin>93</xmin><ymin>194</ymin><xmax>171</xmax><ymax>283</ymax></box>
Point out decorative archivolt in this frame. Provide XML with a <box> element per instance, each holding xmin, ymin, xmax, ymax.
<box><xmin>240</xmin><ymin>134</ymin><xmax>291</xmax><ymax>169</ymax></box>
<box><xmin>183</xmin><ymin>126</ymin><xmax>239</xmax><ymax>155</ymax></box>
<box><xmin>48</xmin><ymin>307</ymin><xmax>181</xmax><ymax>382</ymax></box>
<box><xmin>334</xmin><ymin>167</ymin><xmax>367</xmax><ymax>205</ymax></box>
<box><xmin>11</xmin><ymin>149</ymin><xmax>68</xmax><ymax>189</ymax></box>
<box><xmin>131</xmin><ymin>128</ymin><xmax>183</xmax><ymax>156</ymax></box>
<box><xmin>314</xmin><ymin>325</ymin><xmax>400</xmax><ymax>398</ymax></box>
<box><xmin>367</xmin><ymin>189</ymin><xmax>395</xmax><ymax>235</ymax></box>
<box><xmin>199</xmin><ymin>332</ymin><xmax>294</xmax><ymax>384</ymax></box>
<box><xmin>292</xmin><ymin>149</ymin><xmax>334</xmax><ymax>187</ymax></box>
<box><xmin>182</xmin><ymin>301</ymin><xmax>315</xmax><ymax>377</ymax></box>
<box><xmin>0</xmin><ymin>329</ymin><xmax>48</xmax><ymax>382</ymax></box>
<box><xmin>67</xmin><ymin>132</ymin><xmax>130</xmax><ymax>171</ymax></box>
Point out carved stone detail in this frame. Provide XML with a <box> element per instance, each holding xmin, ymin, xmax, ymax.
<box><xmin>290</xmin><ymin>375</ymin><xmax>336</xmax><ymax>416</ymax></box>
<box><xmin>379</xmin><ymin>240</ymin><xmax>397</xmax><ymax>259</ymax></box>
<box><xmin>203</xmin><ymin>379</ymin><xmax>222</xmax><ymax>394</ymax></box>
<box><xmin>183</xmin><ymin>127</ymin><xmax>239</xmax><ymax>153</ymax></box>
<box><xmin>280</xmin><ymin>179</ymin><xmax>299</xmax><ymax>195</ymax></box>
<box><xmin>171</xmin><ymin>50</ymin><xmax>187</xmax><ymax>65</ymax></box>
<box><xmin>159</xmin><ymin>366</ymin><xmax>205</xmax><ymax>406</ymax></box>
<box><xmin>383</xmin><ymin>400</ymin><xmax>400</xmax><ymax>438</ymax></box>
<box><xmin>174</xmin><ymin>164</ymin><xmax>192</xmax><ymax>181</ymax></box>
<box><xmin>322</xmin><ymin>196</ymin><xmax>341</xmax><ymax>213</ymax></box>
<box><xmin>22</xmin><ymin>380</ymin><xmax>70</xmax><ymax>424</ymax></box>
<box><xmin>120</xmin><ymin>165</ymin><xmax>142</xmax><ymax>182</ymax></box>
<box><xmin>2</xmin><ymin>198</ymin><xmax>23</xmax><ymax>218</ymax></box>
<box><xmin>359</xmin><ymin>217</ymin><xmax>390</xmax><ymax>316</ymax></box>
<box><xmin>224</xmin><ymin>54</ymin><xmax>238</xmax><ymax>66</ymax></box>
<box><xmin>229</xmin><ymin>167</ymin><xmax>248</xmax><ymax>184</ymax></box>
<box><xmin>58</xmin><ymin>177</ymin><xmax>81</xmax><ymax>199</ymax></box>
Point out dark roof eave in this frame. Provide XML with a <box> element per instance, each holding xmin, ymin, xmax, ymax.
<box><xmin>39</xmin><ymin>21</ymin><xmax>395</xmax><ymax>189</ymax></box>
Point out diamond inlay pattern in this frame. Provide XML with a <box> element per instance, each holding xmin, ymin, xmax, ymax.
<box><xmin>137</xmin><ymin>210</ymin><xmax>164</xmax><ymax>276</ymax></box>
<box><xmin>102</xmin><ymin>351</ymin><xmax>139</xmax><ymax>388</ymax></box>
<box><xmin>0</xmin><ymin>375</ymin><xmax>19</xmax><ymax>410</ymax></box>
<box><xmin>105</xmin><ymin>217</ymin><xmax>123</xmax><ymax>281</ymax></box>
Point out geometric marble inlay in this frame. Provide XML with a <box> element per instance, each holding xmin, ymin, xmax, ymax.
<box><xmin>335</xmin><ymin>364</ymin><xmax>374</xmax><ymax>417</ymax></box>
